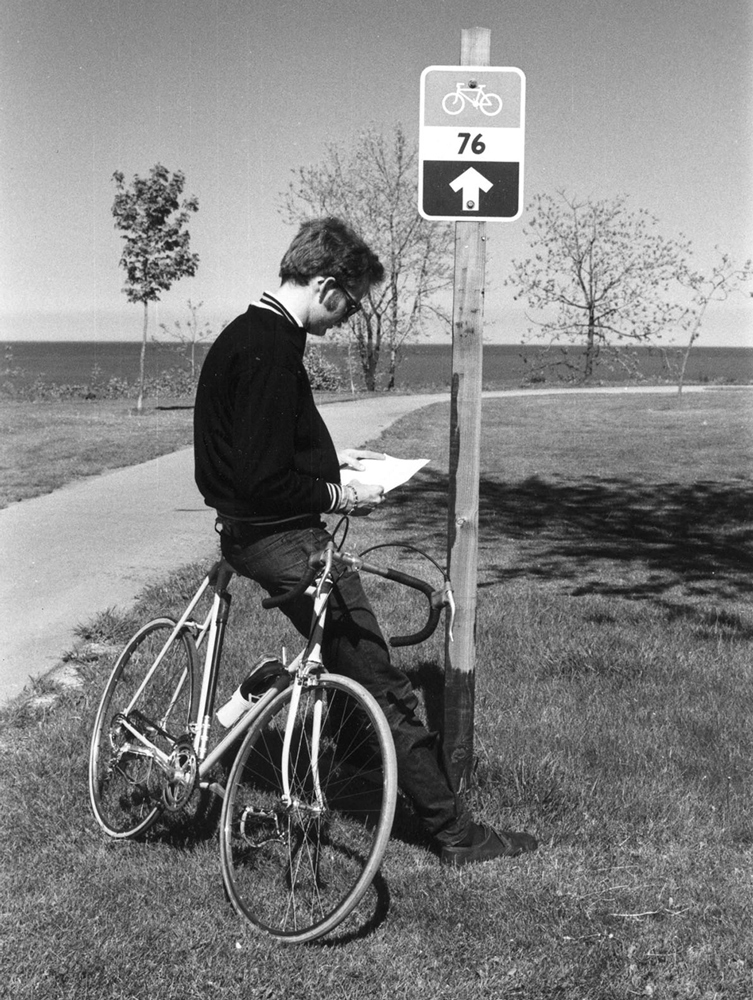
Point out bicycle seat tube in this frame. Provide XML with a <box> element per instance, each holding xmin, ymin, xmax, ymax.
<box><xmin>195</xmin><ymin>581</ymin><xmax>232</xmax><ymax>760</ymax></box>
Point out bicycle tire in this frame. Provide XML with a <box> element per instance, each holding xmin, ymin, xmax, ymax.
<box><xmin>89</xmin><ymin>617</ymin><xmax>199</xmax><ymax>839</ymax></box>
<box><xmin>480</xmin><ymin>93</ymin><xmax>503</xmax><ymax>116</ymax></box>
<box><xmin>442</xmin><ymin>92</ymin><xmax>464</xmax><ymax>115</ymax></box>
<box><xmin>220</xmin><ymin>673</ymin><xmax>397</xmax><ymax>944</ymax></box>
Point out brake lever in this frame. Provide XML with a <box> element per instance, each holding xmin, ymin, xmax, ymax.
<box><xmin>439</xmin><ymin>581</ymin><xmax>456</xmax><ymax>642</ymax></box>
<box><xmin>314</xmin><ymin>544</ymin><xmax>334</xmax><ymax>601</ymax></box>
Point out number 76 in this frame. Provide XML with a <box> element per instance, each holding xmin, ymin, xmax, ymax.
<box><xmin>458</xmin><ymin>133</ymin><xmax>486</xmax><ymax>155</ymax></box>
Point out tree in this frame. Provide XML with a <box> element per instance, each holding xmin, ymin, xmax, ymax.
<box><xmin>280</xmin><ymin>124</ymin><xmax>454</xmax><ymax>391</ymax></box>
<box><xmin>669</xmin><ymin>251</ymin><xmax>753</xmax><ymax>395</ymax></box>
<box><xmin>156</xmin><ymin>299</ymin><xmax>216</xmax><ymax>383</ymax></box>
<box><xmin>112</xmin><ymin>164</ymin><xmax>199</xmax><ymax>410</ymax></box>
<box><xmin>507</xmin><ymin>191</ymin><xmax>694</xmax><ymax>383</ymax></box>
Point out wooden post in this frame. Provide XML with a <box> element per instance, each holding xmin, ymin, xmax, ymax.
<box><xmin>443</xmin><ymin>27</ymin><xmax>490</xmax><ymax>793</ymax></box>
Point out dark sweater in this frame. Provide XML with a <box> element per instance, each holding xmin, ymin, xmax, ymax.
<box><xmin>193</xmin><ymin>302</ymin><xmax>340</xmax><ymax>522</ymax></box>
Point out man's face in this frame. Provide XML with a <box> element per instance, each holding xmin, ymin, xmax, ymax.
<box><xmin>308</xmin><ymin>277</ymin><xmax>367</xmax><ymax>337</ymax></box>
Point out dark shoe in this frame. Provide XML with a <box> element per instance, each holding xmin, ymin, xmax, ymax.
<box><xmin>440</xmin><ymin>822</ymin><xmax>538</xmax><ymax>866</ymax></box>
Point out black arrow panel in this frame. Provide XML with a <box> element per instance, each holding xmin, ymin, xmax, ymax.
<box><xmin>422</xmin><ymin>161</ymin><xmax>520</xmax><ymax>219</ymax></box>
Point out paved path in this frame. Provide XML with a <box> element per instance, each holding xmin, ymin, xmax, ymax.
<box><xmin>0</xmin><ymin>384</ymin><xmax>733</xmax><ymax>705</ymax></box>
<box><xmin>0</xmin><ymin>393</ymin><xmax>448</xmax><ymax>704</ymax></box>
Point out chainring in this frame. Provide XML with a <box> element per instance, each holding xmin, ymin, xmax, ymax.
<box><xmin>162</xmin><ymin>736</ymin><xmax>199</xmax><ymax>813</ymax></box>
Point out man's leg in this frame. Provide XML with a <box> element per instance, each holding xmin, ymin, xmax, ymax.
<box><xmin>220</xmin><ymin>525</ymin><xmax>470</xmax><ymax>845</ymax></box>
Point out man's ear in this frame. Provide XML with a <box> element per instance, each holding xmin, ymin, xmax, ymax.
<box><xmin>317</xmin><ymin>276</ymin><xmax>340</xmax><ymax>312</ymax></box>
<box><xmin>315</xmin><ymin>275</ymin><xmax>334</xmax><ymax>302</ymax></box>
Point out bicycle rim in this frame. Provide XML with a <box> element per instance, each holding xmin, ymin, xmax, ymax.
<box><xmin>220</xmin><ymin>673</ymin><xmax>397</xmax><ymax>944</ymax></box>
<box><xmin>442</xmin><ymin>93</ymin><xmax>464</xmax><ymax>114</ymax></box>
<box><xmin>481</xmin><ymin>93</ymin><xmax>503</xmax><ymax>115</ymax></box>
<box><xmin>89</xmin><ymin>618</ymin><xmax>199</xmax><ymax>839</ymax></box>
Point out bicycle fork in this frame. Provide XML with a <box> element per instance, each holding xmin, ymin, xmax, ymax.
<box><xmin>280</xmin><ymin>559</ymin><xmax>334</xmax><ymax>813</ymax></box>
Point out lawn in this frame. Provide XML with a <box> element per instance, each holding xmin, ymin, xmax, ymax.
<box><xmin>0</xmin><ymin>398</ymin><xmax>195</xmax><ymax>508</ymax></box>
<box><xmin>1</xmin><ymin>389</ymin><xmax>752</xmax><ymax>999</ymax></box>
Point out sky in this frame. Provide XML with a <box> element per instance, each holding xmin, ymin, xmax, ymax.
<box><xmin>1</xmin><ymin>0</ymin><xmax>751</xmax><ymax>346</ymax></box>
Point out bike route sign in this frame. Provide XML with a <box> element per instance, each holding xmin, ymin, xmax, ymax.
<box><xmin>419</xmin><ymin>66</ymin><xmax>526</xmax><ymax>222</ymax></box>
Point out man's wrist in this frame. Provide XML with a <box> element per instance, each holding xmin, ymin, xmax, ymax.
<box><xmin>334</xmin><ymin>483</ymin><xmax>358</xmax><ymax>514</ymax></box>
<box><xmin>343</xmin><ymin>484</ymin><xmax>358</xmax><ymax>513</ymax></box>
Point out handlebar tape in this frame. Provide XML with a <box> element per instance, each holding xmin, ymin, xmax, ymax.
<box><xmin>260</xmin><ymin>557</ymin><xmax>443</xmax><ymax>646</ymax></box>
<box><xmin>381</xmin><ymin>568</ymin><xmax>443</xmax><ymax>647</ymax></box>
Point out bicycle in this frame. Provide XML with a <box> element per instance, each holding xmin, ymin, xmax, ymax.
<box><xmin>442</xmin><ymin>81</ymin><xmax>503</xmax><ymax>116</ymax></box>
<box><xmin>88</xmin><ymin>535</ymin><xmax>452</xmax><ymax>944</ymax></box>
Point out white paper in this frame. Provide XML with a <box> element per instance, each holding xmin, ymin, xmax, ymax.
<box><xmin>341</xmin><ymin>454</ymin><xmax>429</xmax><ymax>494</ymax></box>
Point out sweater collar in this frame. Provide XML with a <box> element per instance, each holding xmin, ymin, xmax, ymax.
<box><xmin>258</xmin><ymin>291</ymin><xmax>306</xmax><ymax>330</ymax></box>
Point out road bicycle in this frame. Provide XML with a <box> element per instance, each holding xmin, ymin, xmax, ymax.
<box><xmin>442</xmin><ymin>82</ymin><xmax>503</xmax><ymax>116</ymax></box>
<box><xmin>88</xmin><ymin>534</ymin><xmax>451</xmax><ymax>944</ymax></box>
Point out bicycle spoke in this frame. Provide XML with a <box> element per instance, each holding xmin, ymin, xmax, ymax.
<box><xmin>89</xmin><ymin>619</ymin><xmax>198</xmax><ymax>838</ymax></box>
<box><xmin>220</xmin><ymin>675</ymin><xmax>397</xmax><ymax>943</ymax></box>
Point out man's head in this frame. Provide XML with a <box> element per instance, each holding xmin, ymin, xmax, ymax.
<box><xmin>278</xmin><ymin>217</ymin><xmax>384</xmax><ymax>336</ymax></box>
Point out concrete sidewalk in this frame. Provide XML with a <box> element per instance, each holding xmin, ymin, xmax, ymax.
<box><xmin>0</xmin><ymin>393</ymin><xmax>448</xmax><ymax>705</ymax></box>
<box><xmin>0</xmin><ymin>383</ymin><xmax>729</xmax><ymax>705</ymax></box>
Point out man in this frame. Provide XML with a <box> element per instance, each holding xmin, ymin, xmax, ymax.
<box><xmin>194</xmin><ymin>216</ymin><xmax>537</xmax><ymax>865</ymax></box>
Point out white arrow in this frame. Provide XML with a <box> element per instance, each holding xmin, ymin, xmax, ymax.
<box><xmin>449</xmin><ymin>167</ymin><xmax>493</xmax><ymax>211</ymax></box>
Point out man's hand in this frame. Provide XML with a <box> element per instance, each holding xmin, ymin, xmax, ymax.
<box><xmin>349</xmin><ymin>482</ymin><xmax>385</xmax><ymax>516</ymax></box>
<box><xmin>338</xmin><ymin>448</ymin><xmax>386</xmax><ymax>471</ymax></box>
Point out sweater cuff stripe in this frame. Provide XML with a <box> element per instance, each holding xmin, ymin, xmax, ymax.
<box><xmin>326</xmin><ymin>483</ymin><xmax>344</xmax><ymax>512</ymax></box>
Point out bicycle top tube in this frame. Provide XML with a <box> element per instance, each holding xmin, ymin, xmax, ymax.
<box><xmin>261</xmin><ymin>543</ymin><xmax>452</xmax><ymax>648</ymax></box>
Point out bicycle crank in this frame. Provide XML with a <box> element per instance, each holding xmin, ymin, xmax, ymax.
<box><xmin>162</xmin><ymin>737</ymin><xmax>199</xmax><ymax>812</ymax></box>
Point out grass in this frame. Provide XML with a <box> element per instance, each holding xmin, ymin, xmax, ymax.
<box><xmin>2</xmin><ymin>389</ymin><xmax>753</xmax><ymax>998</ymax></box>
<box><xmin>0</xmin><ymin>398</ymin><xmax>195</xmax><ymax>508</ymax></box>
<box><xmin>0</xmin><ymin>391</ymin><xmax>354</xmax><ymax>509</ymax></box>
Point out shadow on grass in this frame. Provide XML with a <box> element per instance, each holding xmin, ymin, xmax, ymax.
<box><xmin>386</xmin><ymin>469</ymin><xmax>753</xmax><ymax>614</ymax></box>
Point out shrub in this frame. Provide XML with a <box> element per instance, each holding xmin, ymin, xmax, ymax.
<box><xmin>304</xmin><ymin>347</ymin><xmax>343</xmax><ymax>391</ymax></box>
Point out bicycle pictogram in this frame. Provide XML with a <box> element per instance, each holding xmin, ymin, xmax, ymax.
<box><xmin>442</xmin><ymin>81</ymin><xmax>503</xmax><ymax>116</ymax></box>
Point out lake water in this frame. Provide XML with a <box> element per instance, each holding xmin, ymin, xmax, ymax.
<box><xmin>3</xmin><ymin>340</ymin><xmax>752</xmax><ymax>391</ymax></box>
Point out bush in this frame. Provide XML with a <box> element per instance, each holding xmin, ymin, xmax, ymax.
<box><xmin>0</xmin><ymin>362</ymin><xmax>197</xmax><ymax>402</ymax></box>
<box><xmin>304</xmin><ymin>347</ymin><xmax>343</xmax><ymax>391</ymax></box>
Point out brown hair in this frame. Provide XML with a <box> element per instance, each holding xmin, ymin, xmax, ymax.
<box><xmin>279</xmin><ymin>217</ymin><xmax>384</xmax><ymax>289</ymax></box>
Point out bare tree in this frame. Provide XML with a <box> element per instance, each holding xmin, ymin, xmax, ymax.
<box><xmin>156</xmin><ymin>299</ymin><xmax>216</xmax><ymax>383</ymax></box>
<box><xmin>669</xmin><ymin>251</ymin><xmax>753</xmax><ymax>395</ymax></box>
<box><xmin>507</xmin><ymin>191</ymin><xmax>694</xmax><ymax>383</ymax></box>
<box><xmin>280</xmin><ymin>124</ymin><xmax>454</xmax><ymax>391</ymax></box>
<box><xmin>112</xmin><ymin>164</ymin><xmax>199</xmax><ymax>410</ymax></box>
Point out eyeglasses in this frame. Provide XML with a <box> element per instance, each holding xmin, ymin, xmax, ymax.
<box><xmin>331</xmin><ymin>278</ymin><xmax>362</xmax><ymax>320</ymax></box>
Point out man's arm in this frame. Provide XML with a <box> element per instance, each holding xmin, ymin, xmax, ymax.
<box><xmin>231</xmin><ymin>360</ymin><xmax>336</xmax><ymax>516</ymax></box>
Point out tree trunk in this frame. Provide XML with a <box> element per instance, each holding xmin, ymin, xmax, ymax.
<box><xmin>386</xmin><ymin>345</ymin><xmax>398</xmax><ymax>390</ymax></box>
<box><xmin>137</xmin><ymin>301</ymin><xmax>148</xmax><ymax>412</ymax></box>
<box><xmin>584</xmin><ymin>309</ymin><xmax>596</xmax><ymax>380</ymax></box>
<box><xmin>357</xmin><ymin>324</ymin><xmax>379</xmax><ymax>391</ymax></box>
<box><xmin>676</xmin><ymin>337</ymin><xmax>695</xmax><ymax>397</ymax></box>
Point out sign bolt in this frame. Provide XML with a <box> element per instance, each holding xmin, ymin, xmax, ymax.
<box><xmin>466</xmin><ymin>200</ymin><xmax>475</xmax><ymax>209</ymax></box>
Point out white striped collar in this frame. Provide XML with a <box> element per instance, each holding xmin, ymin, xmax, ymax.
<box><xmin>255</xmin><ymin>291</ymin><xmax>305</xmax><ymax>329</ymax></box>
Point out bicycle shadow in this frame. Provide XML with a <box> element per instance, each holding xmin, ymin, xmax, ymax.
<box><xmin>384</xmin><ymin>468</ymin><xmax>753</xmax><ymax>628</ymax></box>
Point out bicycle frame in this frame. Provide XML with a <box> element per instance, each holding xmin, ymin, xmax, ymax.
<box><xmin>91</xmin><ymin>536</ymin><xmax>451</xmax><ymax>942</ymax></box>
<box><xmin>456</xmin><ymin>83</ymin><xmax>488</xmax><ymax>105</ymax></box>
<box><xmin>116</xmin><ymin>548</ymin><xmax>342</xmax><ymax>808</ymax></box>
<box><xmin>105</xmin><ymin>540</ymin><xmax>449</xmax><ymax>809</ymax></box>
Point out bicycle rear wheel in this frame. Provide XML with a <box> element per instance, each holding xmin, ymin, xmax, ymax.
<box><xmin>89</xmin><ymin>618</ymin><xmax>199</xmax><ymax>839</ymax></box>
<box><xmin>220</xmin><ymin>673</ymin><xmax>397</xmax><ymax>944</ymax></box>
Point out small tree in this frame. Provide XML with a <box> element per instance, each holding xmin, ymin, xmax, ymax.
<box><xmin>508</xmin><ymin>191</ymin><xmax>694</xmax><ymax>383</ymax></box>
<box><xmin>157</xmin><ymin>299</ymin><xmax>216</xmax><ymax>383</ymax></box>
<box><xmin>670</xmin><ymin>251</ymin><xmax>753</xmax><ymax>395</ymax></box>
<box><xmin>280</xmin><ymin>124</ymin><xmax>454</xmax><ymax>391</ymax></box>
<box><xmin>112</xmin><ymin>164</ymin><xmax>199</xmax><ymax>410</ymax></box>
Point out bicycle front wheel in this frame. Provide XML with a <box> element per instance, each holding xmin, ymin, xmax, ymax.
<box><xmin>480</xmin><ymin>93</ymin><xmax>503</xmax><ymax>115</ymax></box>
<box><xmin>89</xmin><ymin>618</ymin><xmax>199</xmax><ymax>839</ymax></box>
<box><xmin>220</xmin><ymin>673</ymin><xmax>397</xmax><ymax>944</ymax></box>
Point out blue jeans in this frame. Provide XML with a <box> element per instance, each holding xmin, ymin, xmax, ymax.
<box><xmin>220</xmin><ymin>523</ymin><xmax>470</xmax><ymax>845</ymax></box>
